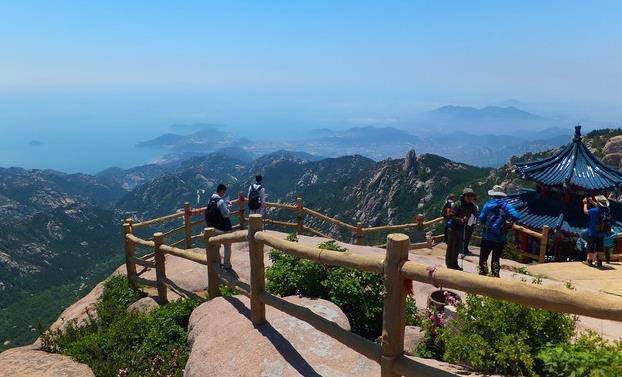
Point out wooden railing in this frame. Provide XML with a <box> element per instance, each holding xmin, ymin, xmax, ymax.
<box><xmin>123</xmin><ymin>207</ymin><xmax>622</xmax><ymax>377</ymax></box>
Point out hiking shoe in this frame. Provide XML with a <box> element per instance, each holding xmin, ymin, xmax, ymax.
<box><xmin>596</xmin><ymin>260</ymin><xmax>603</xmax><ymax>268</ymax></box>
<box><xmin>583</xmin><ymin>260</ymin><xmax>594</xmax><ymax>267</ymax></box>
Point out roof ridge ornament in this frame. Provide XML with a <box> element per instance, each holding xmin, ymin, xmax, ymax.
<box><xmin>574</xmin><ymin>124</ymin><xmax>582</xmax><ymax>142</ymax></box>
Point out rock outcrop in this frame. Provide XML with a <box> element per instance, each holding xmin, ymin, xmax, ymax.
<box><xmin>126</xmin><ymin>296</ymin><xmax>159</xmax><ymax>315</ymax></box>
<box><xmin>185</xmin><ymin>295</ymin><xmax>374</xmax><ymax>377</ymax></box>
<box><xmin>602</xmin><ymin>135</ymin><xmax>622</xmax><ymax>169</ymax></box>
<box><xmin>0</xmin><ymin>346</ymin><xmax>94</xmax><ymax>377</ymax></box>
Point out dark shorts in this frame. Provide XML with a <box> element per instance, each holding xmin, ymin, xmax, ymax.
<box><xmin>587</xmin><ymin>236</ymin><xmax>604</xmax><ymax>253</ymax></box>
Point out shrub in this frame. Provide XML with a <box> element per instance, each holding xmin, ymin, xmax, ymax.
<box><xmin>266</xmin><ymin>235</ymin><xmax>419</xmax><ymax>339</ymax></box>
<box><xmin>538</xmin><ymin>331</ymin><xmax>622</xmax><ymax>377</ymax></box>
<box><xmin>265</xmin><ymin>233</ymin><xmax>329</xmax><ymax>298</ymax></box>
<box><xmin>439</xmin><ymin>294</ymin><xmax>576</xmax><ymax>376</ymax></box>
<box><xmin>41</xmin><ymin>276</ymin><xmax>199</xmax><ymax>377</ymax></box>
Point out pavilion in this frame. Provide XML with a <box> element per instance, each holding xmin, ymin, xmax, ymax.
<box><xmin>505</xmin><ymin>126</ymin><xmax>622</xmax><ymax>261</ymax></box>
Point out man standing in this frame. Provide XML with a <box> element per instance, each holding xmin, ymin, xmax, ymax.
<box><xmin>478</xmin><ymin>185</ymin><xmax>520</xmax><ymax>277</ymax></box>
<box><xmin>583</xmin><ymin>195</ymin><xmax>610</xmax><ymax>268</ymax></box>
<box><xmin>446</xmin><ymin>188</ymin><xmax>478</xmax><ymax>270</ymax></box>
<box><xmin>247</xmin><ymin>175</ymin><xmax>266</xmax><ymax>214</ymax></box>
<box><xmin>442</xmin><ymin>194</ymin><xmax>456</xmax><ymax>243</ymax></box>
<box><xmin>205</xmin><ymin>184</ymin><xmax>233</xmax><ymax>270</ymax></box>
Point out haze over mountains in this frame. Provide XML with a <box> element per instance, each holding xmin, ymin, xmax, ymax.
<box><xmin>135</xmin><ymin>105</ymin><xmax>576</xmax><ymax>167</ymax></box>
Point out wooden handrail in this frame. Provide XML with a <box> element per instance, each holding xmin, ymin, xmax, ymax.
<box><xmin>302</xmin><ymin>225</ymin><xmax>332</xmax><ymax>239</ymax></box>
<box><xmin>126</xmin><ymin>234</ymin><xmax>155</xmax><ymax>248</ymax></box>
<box><xmin>122</xmin><ymin>210</ymin><xmax>622</xmax><ymax>377</ymax></box>
<box><xmin>128</xmin><ymin>256</ymin><xmax>155</xmax><ymax>268</ymax></box>
<box><xmin>512</xmin><ymin>224</ymin><xmax>543</xmax><ymax>239</ymax></box>
<box><xmin>400</xmin><ymin>260</ymin><xmax>622</xmax><ymax>321</ymax></box>
<box><xmin>132</xmin><ymin>211</ymin><xmax>184</xmax><ymax>228</ymax></box>
<box><xmin>264</xmin><ymin>201</ymin><xmax>298</xmax><ymax>210</ymax></box>
<box><xmin>208</xmin><ymin>230</ymin><xmax>248</xmax><ymax>245</ymax></box>
<box><xmin>255</xmin><ymin>231</ymin><xmax>384</xmax><ymax>273</ymax></box>
<box><xmin>303</xmin><ymin>207</ymin><xmax>358</xmax><ymax>231</ymax></box>
<box><xmin>160</xmin><ymin>244</ymin><xmax>208</xmax><ymax>265</ymax></box>
<box><xmin>263</xmin><ymin>218</ymin><xmax>298</xmax><ymax>228</ymax></box>
<box><xmin>364</xmin><ymin>217</ymin><xmax>444</xmax><ymax>233</ymax></box>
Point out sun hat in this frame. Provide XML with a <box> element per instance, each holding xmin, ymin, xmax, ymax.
<box><xmin>462</xmin><ymin>187</ymin><xmax>476</xmax><ymax>196</ymax></box>
<box><xmin>487</xmin><ymin>185</ymin><xmax>507</xmax><ymax>197</ymax></box>
<box><xmin>595</xmin><ymin>195</ymin><xmax>610</xmax><ymax>207</ymax></box>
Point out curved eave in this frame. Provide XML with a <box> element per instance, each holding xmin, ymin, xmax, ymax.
<box><xmin>515</xmin><ymin>139</ymin><xmax>622</xmax><ymax>192</ymax></box>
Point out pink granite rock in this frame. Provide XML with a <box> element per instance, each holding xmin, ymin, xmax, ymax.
<box><xmin>0</xmin><ymin>346</ymin><xmax>94</xmax><ymax>376</ymax></box>
<box><xmin>185</xmin><ymin>295</ymin><xmax>376</xmax><ymax>377</ymax></box>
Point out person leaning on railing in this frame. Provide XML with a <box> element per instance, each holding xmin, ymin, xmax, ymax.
<box><xmin>205</xmin><ymin>183</ymin><xmax>234</xmax><ymax>270</ymax></box>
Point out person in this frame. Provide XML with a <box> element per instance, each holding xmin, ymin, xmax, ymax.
<box><xmin>583</xmin><ymin>195</ymin><xmax>611</xmax><ymax>268</ymax></box>
<box><xmin>247</xmin><ymin>175</ymin><xmax>266</xmax><ymax>214</ymax></box>
<box><xmin>446</xmin><ymin>188</ymin><xmax>478</xmax><ymax>270</ymax></box>
<box><xmin>575</xmin><ymin>230</ymin><xmax>588</xmax><ymax>262</ymax></box>
<box><xmin>478</xmin><ymin>185</ymin><xmax>520</xmax><ymax>277</ymax></box>
<box><xmin>603</xmin><ymin>229</ymin><xmax>616</xmax><ymax>264</ymax></box>
<box><xmin>462</xmin><ymin>200</ymin><xmax>479</xmax><ymax>256</ymax></box>
<box><xmin>441</xmin><ymin>194</ymin><xmax>456</xmax><ymax>243</ymax></box>
<box><xmin>205</xmin><ymin>183</ymin><xmax>233</xmax><ymax>270</ymax></box>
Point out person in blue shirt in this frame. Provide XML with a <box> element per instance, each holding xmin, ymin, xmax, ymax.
<box><xmin>583</xmin><ymin>195</ymin><xmax>610</xmax><ymax>268</ymax></box>
<box><xmin>478</xmin><ymin>185</ymin><xmax>521</xmax><ymax>277</ymax></box>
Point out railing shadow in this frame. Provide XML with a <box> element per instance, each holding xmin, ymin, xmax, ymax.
<box><xmin>225</xmin><ymin>296</ymin><xmax>322</xmax><ymax>377</ymax></box>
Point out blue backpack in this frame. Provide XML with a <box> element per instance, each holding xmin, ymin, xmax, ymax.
<box><xmin>485</xmin><ymin>203</ymin><xmax>507</xmax><ymax>238</ymax></box>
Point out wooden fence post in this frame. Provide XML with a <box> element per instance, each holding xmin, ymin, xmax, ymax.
<box><xmin>296</xmin><ymin>197</ymin><xmax>304</xmax><ymax>234</ymax></box>
<box><xmin>153</xmin><ymin>232</ymin><xmax>168</xmax><ymax>303</ymax></box>
<box><xmin>204</xmin><ymin>227</ymin><xmax>220</xmax><ymax>299</ymax></box>
<box><xmin>248</xmin><ymin>214</ymin><xmax>266</xmax><ymax>325</ymax></box>
<box><xmin>238</xmin><ymin>192</ymin><xmax>246</xmax><ymax>230</ymax></box>
<box><xmin>355</xmin><ymin>222</ymin><xmax>364</xmax><ymax>245</ymax></box>
<box><xmin>381</xmin><ymin>233</ymin><xmax>410</xmax><ymax>377</ymax></box>
<box><xmin>123</xmin><ymin>222</ymin><xmax>137</xmax><ymax>288</ymax></box>
<box><xmin>183</xmin><ymin>202</ymin><xmax>193</xmax><ymax>249</ymax></box>
<box><xmin>539</xmin><ymin>225</ymin><xmax>550</xmax><ymax>263</ymax></box>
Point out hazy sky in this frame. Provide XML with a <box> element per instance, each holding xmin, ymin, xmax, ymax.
<box><xmin>1</xmin><ymin>1</ymin><xmax>621</xmax><ymax>171</ymax></box>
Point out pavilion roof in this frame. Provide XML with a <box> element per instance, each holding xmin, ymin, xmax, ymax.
<box><xmin>515</xmin><ymin>126</ymin><xmax>622</xmax><ymax>193</ymax></box>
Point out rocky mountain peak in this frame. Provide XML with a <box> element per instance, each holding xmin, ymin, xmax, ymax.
<box><xmin>402</xmin><ymin>150</ymin><xmax>417</xmax><ymax>172</ymax></box>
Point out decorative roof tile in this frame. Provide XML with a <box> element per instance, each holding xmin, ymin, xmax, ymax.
<box><xmin>515</xmin><ymin>126</ymin><xmax>622</xmax><ymax>192</ymax></box>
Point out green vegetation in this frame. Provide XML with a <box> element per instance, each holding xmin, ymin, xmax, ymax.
<box><xmin>266</xmin><ymin>233</ymin><xmax>419</xmax><ymax>339</ymax></box>
<box><xmin>538</xmin><ymin>331</ymin><xmax>622</xmax><ymax>377</ymax></box>
<box><xmin>416</xmin><ymin>292</ymin><xmax>621</xmax><ymax>376</ymax></box>
<box><xmin>41</xmin><ymin>276</ymin><xmax>199</xmax><ymax>377</ymax></box>
<box><xmin>0</xmin><ymin>254</ymin><xmax>125</xmax><ymax>352</ymax></box>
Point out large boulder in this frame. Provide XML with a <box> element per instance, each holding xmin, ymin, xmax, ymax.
<box><xmin>185</xmin><ymin>295</ymin><xmax>376</xmax><ymax>377</ymax></box>
<box><xmin>603</xmin><ymin>135</ymin><xmax>622</xmax><ymax>155</ymax></box>
<box><xmin>126</xmin><ymin>297</ymin><xmax>159</xmax><ymax>315</ymax></box>
<box><xmin>403</xmin><ymin>326</ymin><xmax>425</xmax><ymax>355</ymax></box>
<box><xmin>0</xmin><ymin>346</ymin><xmax>94</xmax><ymax>376</ymax></box>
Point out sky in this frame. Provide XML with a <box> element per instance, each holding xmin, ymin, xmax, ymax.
<box><xmin>0</xmin><ymin>1</ymin><xmax>621</xmax><ymax>172</ymax></box>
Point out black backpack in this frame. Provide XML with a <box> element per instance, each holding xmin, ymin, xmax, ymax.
<box><xmin>598</xmin><ymin>207</ymin><xmax>612</xmax><ymax>234</ymax></box>
<box><xmin>205</xmin><ymin>197</ymin><xmax>227</xmax><ymax>230</ymax></box>
<box><xmin>248</xmin><ymin>184</ymin><xmax>263</xmax><ymax>211</ymax></box>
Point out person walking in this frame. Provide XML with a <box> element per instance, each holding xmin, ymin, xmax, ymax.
<box><xmin>442</xmin><ymin>194</ymin><xmax>456</xmax><ymax>243</ymax></box>
<box><xmin>247</xmin><ymin>175</ymin><xmax>266</xmax><ymax>214</ymax></box>
<box><xmin>446</xmin><ymin>188</ymin><xmax>478</xmax><ymax>270</ymax></box>
<box><xmin>205</xmin><ymin>184</ymin><xmax>233</xmax><ymax>270</ymax></box>
<box><xmin>478</xmin><ymin>185</ymin><xmax>520</xmax><ymax>277</ymax></box>
<box><xmin>583</xmin><ymin>195</ymin><xmax>611</xmax><ymax>268</ymax></box>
